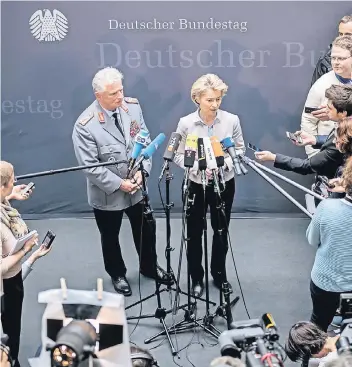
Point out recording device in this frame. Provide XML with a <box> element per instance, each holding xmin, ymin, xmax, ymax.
<box><xmin>184</xmin><ymin>134</ymin><xmax>198</xmax><ymax>168</ymax></box>
<box><xmin>247</xmin><ymin>143</ymin><xmax>262</xmax><ymax>152</ymax></box>
<box><xmin>198</xmin><ymin>138</ymin><xmax>207</xmax><ymax>189</ymax></box>
<box><xmin>313</xmin><ymin>176</ymin><xmax>335</xmax><ymax>198</ymax></box>
<box><xmin>127</xmin><ymin>130</ymin><xmax>149</xmax><ymax>177</ymax></box>
<box><xmin>221</xmin><ymin>137</ymin><xmax>248</xmax><ymax>176</ymax></box>
<box><xmin>219</xmin><ymin>314</ymin><xmax>285</xmax><ymax>367</ymax></box>
<box><xmin>29</xmin><ymin>284</ymin><xmax>131</xmax><ymax>367</ymax></box>
<box><xmin>133</xmin><ymin>133</ymin><xmax>166</xmax><ymax>170</ymax></box>
<box><xmin>0</xmin><ymin>333</ymin><xmax>11</xmax><ymax>366</ymax></box>
<box><xmin>22</xmin><ymin>182</ymin><xmax>35</xmax><ymax>195</ymax></box>
<box><xmin>43</xmin><ymin>230</ymin><xmax>56</xmax><ymax>249</ymax></box>
<box><xmin>286</xmin><ymin>132</ymin><xmax>303</xmax><ymax>144</ymax></box>
<box><xmin>336</xmin><ymin>294</ymin><xmax>352</xmax><ymax>355</ymax></box>
<box><xmin>159</xmin><ymin>132</ymin><xmax>182</xmax><ymax>180</ymax></box>
<box><xmin>304</xmin><ymin>106</ymin><xmax>320</xmax><ymax>114</ymax></box>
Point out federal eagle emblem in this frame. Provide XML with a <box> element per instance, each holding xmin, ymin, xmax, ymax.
<box><xmin>29</xmin><ymin>9</ymin><xmax>68</xmax><ymax>42</ymax></box>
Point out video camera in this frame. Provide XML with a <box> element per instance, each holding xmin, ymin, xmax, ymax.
<box><xmin>218</xmin><ymin>314</ymin><xmax>286</xmax><ymax>367</ymax></box>
<box><xmin>28</xmin><ymin>279</ymin><xmax>132</xmax><ymax>367</ymax></box>
<box><xmin>336</xmin><ymin>294</ymin><xmax>352</xmax><ymax>356</ymax></box>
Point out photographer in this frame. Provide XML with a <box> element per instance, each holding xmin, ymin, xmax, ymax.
<box><xmin>255</xmin><ymin>85</ymin><xmax>352</xmax><ymax>181</ymax></box>
<box><xmin>0</xmin><ymin>161</ymin><xmax>51</xmax><ymax>367</ymax></box>
<box><xmin>306</xmin><ymin>156</ymin><xmax>352</xmax><ymax>332</ymax></box>
<box><xmin>285</xmin><ymin>321</ymin><xmax>339</xmax><ymax>365</ymax></box>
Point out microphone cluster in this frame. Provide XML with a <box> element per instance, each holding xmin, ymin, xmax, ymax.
<box><xmin>127</xmin><ymin>131</ymin><xmax>247</xmax><ymax>183</ymax></box>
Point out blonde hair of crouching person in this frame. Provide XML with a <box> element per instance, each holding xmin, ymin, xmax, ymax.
<box><xmin>0</xmin><ymin>161</ymin><xmax>52</xmax><ymax>367</ymax></box>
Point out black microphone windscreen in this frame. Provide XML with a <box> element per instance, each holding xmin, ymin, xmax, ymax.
<box><xmin>198</xmin><ymin>138</ymin><xmax>207</xmax><ymax>171</ymax></box>
<box><xmin>163</xmin><ymin>132</ymin><xmax>182</xmax><ymax>161</ymax></box>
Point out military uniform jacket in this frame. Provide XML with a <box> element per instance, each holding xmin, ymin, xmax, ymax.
<box><xmin>72</xmin><ymin>98</ymin><xmax>152</xmax><ymax>211</ymax></box>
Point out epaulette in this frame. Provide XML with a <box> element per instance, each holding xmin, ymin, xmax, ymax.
<box><xmin>124</xmin><ymin>97</ymin><xmax>139</xmax><ymax>104</ymax></box>
<box><xmin>78</xmin><ymin>111</ymin><xmax>94</xmax><ymax>126</ymax></box>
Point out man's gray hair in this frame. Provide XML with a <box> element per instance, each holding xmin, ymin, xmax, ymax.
<box><xmin>92</xmin><ymin>67</ymin><xmax>124</xmax><ymax>93</ymax></box>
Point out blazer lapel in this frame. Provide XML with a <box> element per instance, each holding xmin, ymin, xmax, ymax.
<box><xmin>119</xmin><ymin>106</ymin><xmax>131</xmax><ymax>147</ymax></box>
<box><xmin>96</xmin><ymin>103</ymin><xmax>125</xmax><ymax>145</ymax></box>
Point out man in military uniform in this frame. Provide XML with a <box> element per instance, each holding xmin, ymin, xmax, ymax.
<box><xmin>72</xmin><ymin>67</ymin><xmax>171</xmax><ymax>296</ymax></box>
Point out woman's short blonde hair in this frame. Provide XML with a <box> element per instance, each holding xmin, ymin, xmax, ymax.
<box><xmin>0</xmin><ymin>161</ymin><xmax>14</xmax><ymax>187</ymax></box>
<box><xmin>191</xmin><ymin>74</ymin><xmax>228</xmax><ymax>105</ymax></box>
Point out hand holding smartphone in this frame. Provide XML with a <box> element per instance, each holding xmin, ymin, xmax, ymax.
<box><xmin>43</xmin><ymin>230</ymin><xmax>56</xmax><ymax>248</ymax></box>
<box><xmin>21</xmin><ymin>182</ymin><xmax>35</xmax><ymax>196</ymax></box>
<box><xmin>247</xmin><ymin>143</ymin><xmax>262</xmax><ymax>152</ymax></box>
<box><xmin>286</xmin><ymin>132</ymin><xmax>303</xmax><ymax>144</ymax></box>
<box><xmin>304</xmin><ymin>106</ymin><xmax>320</xmax><ymax>114</ymax></box>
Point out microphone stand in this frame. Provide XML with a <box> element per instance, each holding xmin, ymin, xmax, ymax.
<box><xmin>146</xmin><ymin>167</ymin><xmax>218</xmax><ymax>346</ymax></box>
<box><xmin>125</xmin><ymin>161</ymin><xmax>179</xmax><ymax>356</ymax></box>
<box><xmin>15</xmin><ymin>160</ymin><xmax>128</xmax><ymax>180</ymax></box>
<box><xmin>210</xmin><ymin>174</ymin><xmax>240</xmax><ymax>330</ymax></box>
<box><xmin>235</xmin><ymin>155</ymin><xmax>325</xmax><ymax>218</ymax></box>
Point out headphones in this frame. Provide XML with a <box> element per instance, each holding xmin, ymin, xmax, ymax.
<box><xmin>130</xmin><ymin>351</ymin><xmax>159</xmax><ymax>367</ymax></box>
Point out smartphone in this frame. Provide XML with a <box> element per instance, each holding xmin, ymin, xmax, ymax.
<box><xmin>304</xmin><ymin>106</ymin><xmax>320</xmax><ymax>114</ymax></box>
<box><xmin>247</xmin><ymin>143</ymin><xmax>262</xmax><ymax>152</ymax></box>
<box><xmin>21</xmin><ymin>182</ymin><xmax>35</xmax><ymax>195</ymax></box>
<box><xmin>43</xmin><ymin>230</ymin><xmax>56</xmax><ymax>248</ymax></box>
<box><xmin>319</xmin><ymin>176</ymin><xmax>335</xmax><ymax>189</ymax></box>
<box><xmin>286</xmin><ymin>132</ymin><xmax>303</xmax><ymax>144</ymax></box>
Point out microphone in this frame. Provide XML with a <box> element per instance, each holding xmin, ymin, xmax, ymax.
<box><xmin>197</xmin><ymin>138</ymin><xmax>207</xmax><ymax>189</ymax></box>
<box><xmin>133</xmin><ymin>133</ymin><xmax>166</xmax><ymax>171</ymax></box>
<box><xmin>184</xmin><ymin>134</ymin><xmax>198</xmax><ymax>168</ymax></box>
<box><xmin>203</xmin><ymin>137</ymin><xmax>221</xmax><ymax>194</ymax></box>
<box><xmin>127</xmin><ymin>130</ymin><xmax>149</xmax><ymax>177</ymax></box>
<box><xmin>183</xmin><ymin>134</ymin><xmax>198</xmax><ymax>195</ymax></box>
<box><xmin>210</xmin><ymin>136</ymin><xmax>226</xmax><ymax>189</ymax></box>
<box><xmin>159</xmin><ymin>132</ymin><xmax>182</xmax><ymax>181</ymax></box>
<box><xmin>221</xmin><ymin>137</ymin><xmax>248</xmax><ymax>175</ymax></box>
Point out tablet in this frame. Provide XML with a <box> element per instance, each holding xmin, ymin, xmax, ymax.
<box><xmin>9</xmin><ymin>230</ymin><xmax>38</xmax><ymax>255</ymax></box>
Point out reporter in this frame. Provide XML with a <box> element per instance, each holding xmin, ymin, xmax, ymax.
<box><xmin>306</xmin><ymin>156</ymin><xmax>352</xmax><ymax>331</ymax></box>
<box><xmin>285</xmin><ymin>321</ymin><xmax>339</xmax><ymax>364</ymax></box>
<box><xmin>0</xmin><ymin>161</ymin><xmax>50</xmax><ymax>367</ymax></box>
<box><xmin>302</xmin><ymin>35</ymin><xmax>352</xmax><ymax>157</ymax></box>
<box><xmin>255</xmin><ymin>86</ymin><xmax>352</xmax><ymax>180</ymax></box>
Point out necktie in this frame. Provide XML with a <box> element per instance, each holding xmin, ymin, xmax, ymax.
<box><xmin>112</xmin><ymin>112</ymin><xmax>124</xmax><ymax>137</ymax></box>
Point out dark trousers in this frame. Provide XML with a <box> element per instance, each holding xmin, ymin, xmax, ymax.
<box><xmin>310</xmin><ymin>279</ymin><xmax>352</xmax><ymax>331</ymax></box>
<box><xmin>1</xmin><ymin>271</ymin><xmax>24</xmax><ymax>367</ymax></box>
<box><xmin>93</xmin><ymin>201</ymin><xmax>157</xmax><ymax>279</ymax></box>
<box><xmin>186</xmin><ymin>178</ymin><xmax>235</xmax><ymax>282</ymax></box>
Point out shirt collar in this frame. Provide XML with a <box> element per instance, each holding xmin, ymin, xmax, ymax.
<box><xmin>99</xmin><ymin>104</ymin><xmax>118</xmax><ymax>118</ymax></box>
<box><xmin>194</xmin><ymin>109</ymin><xmax>221</xmax><ymax>126</ymax></box>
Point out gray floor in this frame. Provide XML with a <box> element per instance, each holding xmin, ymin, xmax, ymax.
<box><xmin>20</xmin><ymin>217</ymin><xmax>315</xmax><ymax>367</ymax></box>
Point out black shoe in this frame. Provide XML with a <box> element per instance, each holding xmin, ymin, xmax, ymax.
<box><xmin>140</xmin><ymin>265</ymin><xmax>174</xmax><ymax>285</ymax></box>
<box><xmin>192</xmin><ymin>280</ymin><xmax>204</xmax><ymax>298</ymax></box>
<box><xmin>213</xmin><ymin>279</ymin><xmax>233</xmax><ymax>294</ymax></box>
<box><xmin>111</xmin><ymin>276</ymin><xmax>132</xmax><ymax>296</ymax></box>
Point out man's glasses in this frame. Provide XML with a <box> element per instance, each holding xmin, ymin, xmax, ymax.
<box><xmin>331</xmin><ymin>56</ymin><xmax>351</xmax><ymax>62</ymax></box>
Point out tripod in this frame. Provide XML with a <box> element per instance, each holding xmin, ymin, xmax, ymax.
<box><xmin>145</xmin><ymin>168</ymin><xmax>219</xmax><ymax>343</ymax></box>
<box><xmin>209</xmin><ymin>175</ymin><xmax>240</xmax><ymax>330</ymax></box>
<box><xmin>125</xmin><ymin>162</ymin><xmax>180</xmax><ymax>356</ymax></box>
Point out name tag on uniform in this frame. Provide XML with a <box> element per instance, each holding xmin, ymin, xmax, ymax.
<box><xmin>130</xmin><ymin>120</ymin><xmax>140</xmax><ymax>138</ymax></box>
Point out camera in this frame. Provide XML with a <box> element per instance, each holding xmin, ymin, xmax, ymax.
<box><xmin>218</xmin><ymin>314</ymin><xmax>286</xmax><ymax>367</ymax></box>
<box><xmin>28</xmin><ymin>282</ymin><xmax>133</xmax><ymax>367</ymax></box>
<box><xmin>336</xmin><ymin>294</ymin><xmax>352</xmax><ymax>356</ymax></box>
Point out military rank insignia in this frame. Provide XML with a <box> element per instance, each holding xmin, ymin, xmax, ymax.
<box><xmin>98</xmin><ymin>112</ymin><xmax>105</xmax><ymax>123</ymax></box>
<box><xmin>130</xmin><ymin>120</ymin><xmax>140</xmax><ymax>138</ymax></box>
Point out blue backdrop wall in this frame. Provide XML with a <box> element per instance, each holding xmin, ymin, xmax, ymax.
<box><xmin>2</xmin><ymin>1</ymin><xmax>351</xmax><ymax>216</ymax></box>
